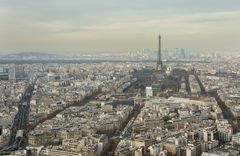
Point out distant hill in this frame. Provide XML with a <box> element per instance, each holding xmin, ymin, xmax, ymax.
<box><xmin>1</xmin><ymin>52</ymin><xmax>63</xmax><ymax>60</ymax></box>
<box><xmin>10</xmin><ymin>52</ymin><xmax>61</xmax><ymax>57</ymax></box>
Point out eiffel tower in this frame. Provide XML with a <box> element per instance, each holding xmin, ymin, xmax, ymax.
<box><xmin>156</xmin><ymin>35</ymin><xmax>163</xmax><ymax>71</ymax></box>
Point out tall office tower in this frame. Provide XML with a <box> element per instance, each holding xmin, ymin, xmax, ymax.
<box><xmin>15</xmin><ymin>66</ymin><xmax>25</xmax><ymax>78</ymax></box>
<box><xmin>156</xmin><ymin>35</ymin><xmax>163</xmax><ymax>71</ymax></box>
<box><xmin>8</xmin><ymin>66</ymin><xmax>16</xmax><ymax>80</ymax></box>
<box><xmin>0</xmin><ymin>66</ymin><xmax>3</xmax><ymax>72</ymax></box>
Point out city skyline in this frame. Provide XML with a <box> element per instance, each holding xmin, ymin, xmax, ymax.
<box><xmin>1</xmin><ymin>0</ymin><xmax>240</xmax><ymax>54</ymax></box>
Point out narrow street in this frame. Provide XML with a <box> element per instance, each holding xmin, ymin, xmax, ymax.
<box><xmin>102</xmin><ymin>102</ymin><xmax>144</xmax><ymax>156</ymax></box>
<box><xmin>195</xmin><ymin>72</ymin><xmax>239</xmax><ymax>133</ymax></box>
<box><xmin>0</xmin><ymin>82</ymin><xmax>35</xmax><ymax>154</ymax></box>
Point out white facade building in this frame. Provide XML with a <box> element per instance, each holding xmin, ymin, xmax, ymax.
<box><xmin>146</xmin><ymin>86</ymin><xmax>153</xmax><ymax>97</ymax></box>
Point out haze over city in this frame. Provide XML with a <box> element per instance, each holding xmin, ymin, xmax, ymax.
<box><xmin>1</xmin><ymin>0</ymin><xmax>240</xmax><ymax>54</ymax></box>
<box><xmin>2</xmin><ymin>1</ymin><xmax>240</xmax><ymax>156</ymax></box>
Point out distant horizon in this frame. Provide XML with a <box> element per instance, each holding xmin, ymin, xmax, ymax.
<box><xmin>1</xmin><ymin>0</ymin><xmax>240</xmax><ymax>54</ymax></box>
<box><xmin>1</xmin><ymin>50</ymin><xmax>240</xmax><ymax>57</ymax></box>
<box><xmin>2</xmin><ymin>47</ymin><xmax>240</xmax><ymax>56</ymax></box>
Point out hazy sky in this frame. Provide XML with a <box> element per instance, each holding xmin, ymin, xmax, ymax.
<box><xmin>1</xmin><ymin>0</ymin><xmax>240</xmax><ymax>54</ymax></box>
